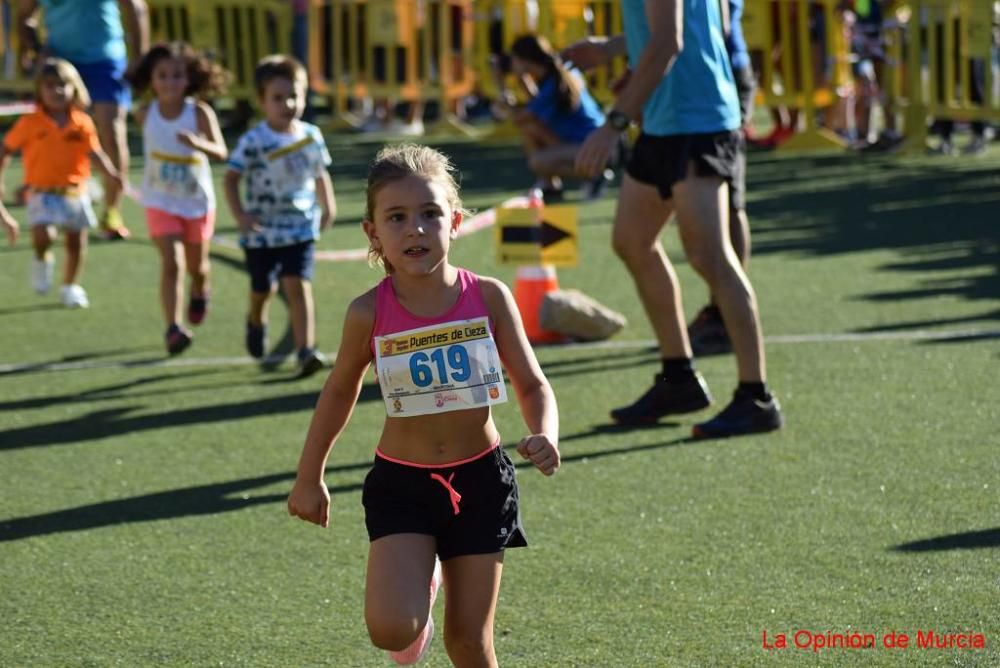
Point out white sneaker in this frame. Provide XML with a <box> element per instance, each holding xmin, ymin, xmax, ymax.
<box><xmin>31</xmin><ymin>257</ymin><xmax>54</xmax><ymax>294</ymax></box>
<box><xmin>60</xmin><ymin>284</ymin><xmax>89</xmax><ymax>308</ymax></box>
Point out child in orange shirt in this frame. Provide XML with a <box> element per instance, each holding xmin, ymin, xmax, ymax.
<box><xmin>0</xmin><ymin>58</ymin><xmax>124</xmax><ymax>308</ymax></box>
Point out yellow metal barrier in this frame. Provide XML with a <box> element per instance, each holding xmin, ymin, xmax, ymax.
<box><xmin>308</xmin><ymin>0</ymin><xmax>476</xmax><ymax>133</ymax></box>
<box><xmin>898</xmin><ymin>0</ymin><xmax>999</xmax><ymax>153</ymax></box>
<box><xmin>149</xmin><ymin>0</ymin><xmax>291</xmax><ymax>104</ymax></box>
<box><xmin>744</xmin><ymin>0</ymin><xmax>850</xmax><ymax>151</ymax></box>
<box><xmin>0</xmin><ymin>1</ymin><xmax>289</xmax><ymax>105</ymax></box>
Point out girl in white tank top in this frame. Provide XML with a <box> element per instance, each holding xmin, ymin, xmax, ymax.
<box><xmin>142</xmin><ymin>98</ymin><xmax>215</xmax><ymax>217</ymax></box>
<box><xmin>126</xmin><ymin>42</ymin><xmax>229</xmax><ymax>355</ymax></box>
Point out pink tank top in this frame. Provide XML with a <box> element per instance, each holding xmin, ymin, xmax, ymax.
<box><xmin>370</xmin><ymin>268</ymin><xmax>495</xmax><ymax>359</ymax></box>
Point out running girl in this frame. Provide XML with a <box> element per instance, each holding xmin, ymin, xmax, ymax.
<box><xmin>127</xmin><ymin>42</ymin><xmax>229</xmax><ymax>354</ymax></box>
<box><xmin>287</xmin><ymin>144</ymin><xmax>560</xmax><ymax>666</ymax></box>
<box><xmin>0</xmin><ymin>58</ymin><xmax>124</xmax><ymax>308</ymax></box>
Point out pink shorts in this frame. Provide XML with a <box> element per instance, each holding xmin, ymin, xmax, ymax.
<box><xmin>145</xmin><ymin>207</ymin><xmax>215</xmax><ymax>243</ymax></box>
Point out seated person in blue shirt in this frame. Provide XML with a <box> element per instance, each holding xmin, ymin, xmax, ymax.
<box><xmin>494</xmin><ymin>34</ymin><xmax>610</xmax><ymax>201</ymax></box>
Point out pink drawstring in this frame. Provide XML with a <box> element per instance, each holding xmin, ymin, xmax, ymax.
<box><xmin>430</xmin><ymin>472</ymin><xmax>462</xmax><ymax>515</ymax></box>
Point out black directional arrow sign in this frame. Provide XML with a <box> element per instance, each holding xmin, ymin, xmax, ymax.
<box><xmin>496</xmin><ymin>204</ymin><xmax>578</xmax><ymax>266</ymax></box>
<box><xmin>500</xmin><ymin>221</ymin><xmax>572</xmax><ymax>247</ymax></box>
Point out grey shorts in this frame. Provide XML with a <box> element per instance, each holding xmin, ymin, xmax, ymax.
<box><xmin>27</xmin><ymin>189</ymin><xmax>98</xmax><ymax>230</ymax></box>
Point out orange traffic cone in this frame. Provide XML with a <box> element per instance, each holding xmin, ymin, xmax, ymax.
<box><xmin>514</xmin><ymin>265</ymin><xmax>564</xmax><ymax>344</ymax></box>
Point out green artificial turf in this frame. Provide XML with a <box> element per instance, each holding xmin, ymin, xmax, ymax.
<box><xmin>1</xmin><ymin>132</ymin><xmax>997</xmax><ymax>666</ymax></box>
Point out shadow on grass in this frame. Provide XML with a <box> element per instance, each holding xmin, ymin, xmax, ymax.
<box><xmin>892</xmin><ymin>527</ymin><xmax>1000</xmax><ymax>552</ymax></box>
<box><xmin>0</xmin><ymin>303</ymin><xmax>65</xmax><ymax>316</ymax></box>
<box><xmin>0</xmin><ymin>435</ymin><xmax>693</xmax><ymax>542</ymax></box>
<box><xmin>0</xmin><ymin>346</ymin><xmax>160</xmax><ymax>377</ymax></box>
<box><xmin>747</xmin><ymin>153</ymin><xmax>1000</xmax><ymax>333</ymax></box>
<box><xmin>0</xmin><ymin>384</ymin><xmax>376</xmax><ymax>451</ymax></box>
<box><xmin>0</xmin><ymin>464</ymin><xmax>369</xmax><ymax>543</ymax></box>
<box><xmin>0</xmin><ymin>369</ymin><xmax>224</xmax><ymax>411</ymax></box>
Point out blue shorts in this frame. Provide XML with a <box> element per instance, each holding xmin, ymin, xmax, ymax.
<box><xmin>73</xmin><ymin>58</ymin><xmax>131</xmax><ymax>108</ymax></box>
<box><xmin>244</xmin><ymin>240</ymin><xmax>316</xmax><ymax>293</ymax></box>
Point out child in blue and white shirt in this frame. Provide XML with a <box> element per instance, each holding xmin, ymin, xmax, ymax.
<box><xmin>224</xmin><ymin>55</ymin><xmax>336</xmax><ymax>377</ymax></box>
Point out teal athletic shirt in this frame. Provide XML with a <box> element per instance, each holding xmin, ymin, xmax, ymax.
<box><xmin>41</xmin><ymin>0</ymin><xmax>127</xmax><ymax>64</ymax></box>
<box><xmin>621</xmin><ymin>0</ymin><xmax>740</xmax><ymax>136</ymax></box>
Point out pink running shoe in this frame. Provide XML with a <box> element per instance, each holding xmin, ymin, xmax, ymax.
<box><xmin>389</xmin><ymin>560</ymin><xmax>442</xmax><ymax>665</ymax></box>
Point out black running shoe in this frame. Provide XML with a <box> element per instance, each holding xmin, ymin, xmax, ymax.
<box><xmin>610</xmin><ymin>372</ymin><xmax>713</xmax><ymax>425</ymax></box>
<box><xmin>692</xmin><ymin>388</ymin><xmax>783</xmax><ymax>439</ymax></box>
<box><xmin>188</xmin><ymin>293</ymin><xmax>209</xmax><ymax>326</ymax></box>
<box><xmin>165</xmin><ymin>324</ymin><xmax>192</xmax><ymax>356</ymax></box>
<box><xmin>687</xmin><ymin>304</ymin><xmax>732</xmax><ymax>356</ymax></box>
<box><xmin>297</xmin><ymin>347</ymin><xmax>328</xmax><ymax>378</ymax></box>
<box><xmin>246</xmin><ymin>320</ymin><xmax>267</xmax><ymax>359</ymax></box>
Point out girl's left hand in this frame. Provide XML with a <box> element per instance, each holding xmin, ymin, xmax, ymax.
<box><xmin>176</xmin><ymin>130</ymin><xmax>200</xmax><ymax>150</ymax></box>
<box><xmin>517</xmin><ymin>434</ymin><xmax>560</xmax><ymax>476</ymax></box>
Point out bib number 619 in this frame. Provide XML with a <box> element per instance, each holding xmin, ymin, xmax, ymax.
<box><xmin>409</xmin><ymin>345</ymin><xmax>471</xmax><ymax>387</ymax></box>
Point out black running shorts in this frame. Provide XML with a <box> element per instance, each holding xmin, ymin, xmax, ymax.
<box><xmin>362</xmin><ymin>444</ymin><xmax>528</xmax><ymax>561</ymax></box>
<box><xmin>626</xmin><ymin>129</ymin><xmax>745</xmax><ymax>211</ymax></box>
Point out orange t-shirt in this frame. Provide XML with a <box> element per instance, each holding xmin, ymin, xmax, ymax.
<box><xmin>2</xmin><ymin>108</ymin><xmax>101</xmax><ymax>189</ymax></box>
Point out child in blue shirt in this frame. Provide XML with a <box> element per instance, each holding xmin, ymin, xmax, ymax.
<box><xmin>224</xmin><ymin>55</ymin><xmax>337</xmax><ymax>377</ymax></box>
<box><xmin>495</xmin><ymin>34</ymin><xmax>608</xmax><ymax>201</ymax></box>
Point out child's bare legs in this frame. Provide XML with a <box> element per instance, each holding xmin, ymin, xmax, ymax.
<box><xmin>63</xmin><ymin>229</ymin><xmax>87</xmax><ymax>286</ymax></box>
<box><xmin>365</xmin><ymin>534</ymin><xmax>438</xmax><ymax>651</ymax></box>
<box><xmin>32</xmin><ymin>224</ymin><xmax>55</xmax><ymax>261</ymax></box>
<box><xmin>442</xmin><ymin>553</ymin><xmax>503</xmax><ymax>668</ymax></box>
<box><xmin>280</xmin><ymin>276</ymin><xmax>315</xmax><ymax>353</ymax></box>
<box><xmin>184</xmin><ymin>240</ymin><xmax>210</xmax><ymax>299</ymax></box>
<box><xmin>248</xmin><ymin>285</ymin><xmax>277</xmax><ymax>327</ymax></box>
<box><xmin>516</xmin><ymin>116</ymin><xmax>564</xmax><ymax>189</ymax></box>
<box><xmin>154</xmin><ymin>236</ymin><xmax>185</xmax><ymax>326</ymax></box>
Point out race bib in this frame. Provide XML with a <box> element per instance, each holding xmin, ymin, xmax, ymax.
<box><xmin>266</xmin><ymin>137</ymin><xmax>321</xmax><ymax>194</ymax></box>
<box><xmin>374</xmin><ymin>317</ymin><xmax>508</xmax><ymax>417</ymax></box>
<box><xmin>148</xmin><ymin>151</ymin><xmax>201</xmax><ymax>198</ymax></box>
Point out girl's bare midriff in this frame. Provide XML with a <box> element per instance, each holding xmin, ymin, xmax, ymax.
<box><xmin>377</xmin><ymin>406</ymin><xmax>500</xmax><ymax>464</ymax></box>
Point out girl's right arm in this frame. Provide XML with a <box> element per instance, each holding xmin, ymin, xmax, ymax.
<box><xmin>287</xmin><ymin>292</ymin><xmax>377</xmax><ymax>528</ymax></box>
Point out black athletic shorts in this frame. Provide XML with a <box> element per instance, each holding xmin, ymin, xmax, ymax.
<box><xmin>362</xmin><ymin>443</ymin><xmax>528</xmax><ymax>561</ymax></box>
<box><xmin>244</xmin><ymin>240</ymin><xmax>315</xmax><ymax>293</ymax></box>
<box><xmin>626</xmin><ymin>129</ymin><xmax>745</xmax><ymax>210</ymax></box>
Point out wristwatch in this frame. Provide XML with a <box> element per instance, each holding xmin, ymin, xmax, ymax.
<box><xmin>608</xmin><ymin>109</ymin><xmax>631</xmax><ymax>131</ymax></box>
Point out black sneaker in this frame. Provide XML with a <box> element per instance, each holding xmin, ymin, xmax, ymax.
<box><xmin>687</xmin><ymin>304</ymin><xmax>732</xmax><ymax>356</ymax></box>
<box><xmin>610</xmin><ymin>372</ymin><xmax>713</xmax><ymax>425</ymax></box>
<box><xmin>188</xmin><ymin>293</ymin><xmax>209</xmax><ymax>326</ymax></box>
<box><xmin>246</xmin><ymin>320</ymin><xmax>267</xmax><ymax>359</ymax></box>
<box><xmin>692</xmin><ymin>388</ymin><xmax>783</xmax><ymax>439</ymax></box>
<box><xmin>297</xmin><ymin>347</ymin><xmax>328</xmax><ymax>378</ymax></box>
<box><xmin>165</xmin><ymin>324</ymin><xmax>193</xmax><ymax>356</ymax></box>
